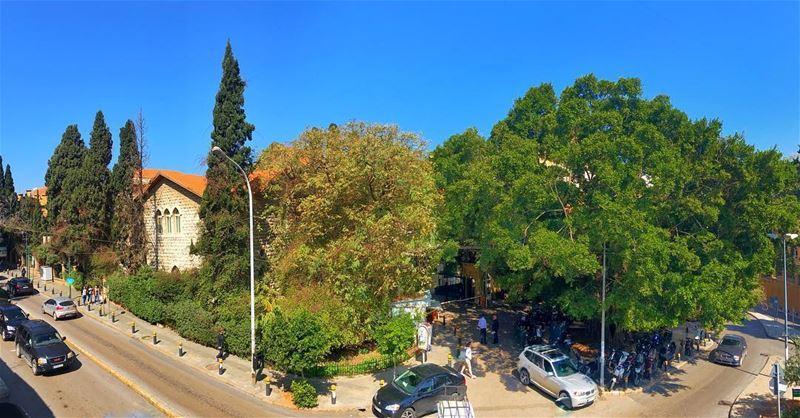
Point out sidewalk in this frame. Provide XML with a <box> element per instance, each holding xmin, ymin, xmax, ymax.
<box><xmin>750</xmin><ymin>309</ymin><xmax>800</xmax><ymax>342</ymax></box>
<box><xmin>729</xmin><ymin>355</ymin><xmax>781</xmax><ymax>418</ymax></box>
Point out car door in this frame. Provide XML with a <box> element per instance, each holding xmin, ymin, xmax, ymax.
<box><xmin>530</xmin><ymin>353</ymin><xmax>552</xmax><ymax>394</ymax></box>
<box><xmin>542</xmin><ymin>360</ymin><xmax>561</xmax><ymax>395</ymax></box>
<box><xmin>43</xmin><ymin>299</ymin><xmax>54</xmax><ymax>316</ymax></box>
<box><xmin>413</xmin><ymin>377</ymin><xmax>438</xmax><ymax>414</ymax></box>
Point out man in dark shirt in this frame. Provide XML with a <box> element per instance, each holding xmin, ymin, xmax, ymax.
<box><xmin>491</xmin><ymin>314</ymin><xmax>499</xmax><ymax>344</ymax></box>
<box><xmin>216</xmin><ymin>329</ymin><xmax>226</xmax><ymax>359</ymax></box>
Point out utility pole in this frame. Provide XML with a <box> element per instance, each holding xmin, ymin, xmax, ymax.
<box><xmin>600</xmin><ymin>242</ymin><xmax>606</xmax><ymax>390</ymax></box>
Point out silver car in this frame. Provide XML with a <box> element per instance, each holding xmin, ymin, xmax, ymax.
<box><xmin>42</xmin><ymin>297</ymin><xmax>78</xmax><ymax>320</ymax></box>
<box><xmin>517</xmin><ymin>344</ymin><xmax>597</xmax><ymax>409</ymax></box>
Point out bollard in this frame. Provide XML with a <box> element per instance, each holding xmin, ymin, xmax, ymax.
<box><xmin>59</xmin><ymin>290</ymin><xmax>62</xmax><ymax>297</ymax></box>
<box><xmin>380</xmin><ymin>379</ymin><xmax>385</xmax><ymax>387</ymax></box>
<box><xmin>153</xmin><ymin>331</ymin><xmax>157</xmax><ymax>345</ymax></box>
<box><xmin>51</xmin><ymin>286</ymin><xmax>55</xmax><ymax>295</ymax></box>
<box><xmin>218</xmin><ymin>358</ymin><xmax>224</xmax><ymax>375</ymax></box>
<box><xmin>443</xmin><ymin>314</ymin><xmax>446</xmax><ymax>326</ymax></box>
<box><xmin>43</xmin><ymin>283</ymin><xmax>47</xmax><ymax>292</ymax></box>
<box><xmin>36</xmin><ymin>280</ymin><xmax>39</xmax><ymax>289</ymax></box>
<box><xmin>331</xmin><ymin>384</ymin><xmax>337</xmax><ymax>405</ymax></box>
<box><xmin>99</xmin><ymin>306</ymin><xmax>104</xmax><ymax>317</ymax></box>
<box><xmin>88</xmin><ymin>302</ymin><xmax>92</xmax><ymax>312</ymax></box>
<box><xmin>448</xmin><ymin>353</ymin><xmax>453</xmax><ymax>368</ymax></box>
<box><xmin>178</xmin><ymin>343</ymin><xmax>183</xmax><ymax>357</ymax></box>
<box><xmin>131</xmin><ymin>322</ymin><xmax>136</xmax><ymax>334</ymax></box>
<box><xmin>265</xmin><ymin>375</ymin><xmax>272</xmax><ymax>396</ymax></box>
<box><xmin>111</xmin><ymin>311</ymin><xmax>116</xmax><ymax>323</ymax></box>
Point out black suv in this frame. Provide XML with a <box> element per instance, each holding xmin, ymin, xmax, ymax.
<box><xmin>372</xmin><ymin>364</ymin><xmax>467</xmax><ymax>418</ymax></box>
<box><xmin>0</xmin><ymin>303</ymin><xmax>28</xmax><ymax>340</ymax></box>
<box><xmin>14</xmin><ymin>320</ymin><xmax>75</xmax><ymax>375</ymax></box>
<box><xmin>6</xmin><ymin>278</ymin><xmax>33</xmax><ymax>297</ymax></box>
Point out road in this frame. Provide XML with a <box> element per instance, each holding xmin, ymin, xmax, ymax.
<box><xmin>0</xmin><ymin>315</ymin><xmax>162</xmax><ymax>417</ymax></box>
<box><xmin>575</xmin><ymin>317</ymin><xmax>783</xmax><ymax>417</ymax></box>
<box><xmin>7</xmin><ymin>288</ymin><xmax>311</xmax><ymax>418</ymax></box>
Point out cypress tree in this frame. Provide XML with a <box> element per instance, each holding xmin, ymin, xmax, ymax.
<box><xmin>111</xmin><ymin>120</ymin><xmax>145</xmax><ymax>270</ymax></box>
<box><xmin>194</xmin><ymin>41</ymin><xmax>255</xmax><ymax>293</ymax></box>
<box><xmin>45</xmin><ymin>125</ymin><xmax>86</xmax><ymax>226</ymax></box>
<box><xmin>82</xmin><ymin>111</ymin><xmax>113</xmax><ymax>240</ymax></box>
<box><xmin>3</xmin><ymin>164</ymin><xmax>17</xmax><ymax>214</ymax></box>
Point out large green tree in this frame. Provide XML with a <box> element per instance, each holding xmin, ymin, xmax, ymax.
<box><xmin>433</xmin><ymin>75</ymin><xmax>800</xmax><ymax>332</ymax></box>
<box><xmin>45</xmin><ymin>125</ymin><xmax>86</xmax><ymax>226</ymax></box>
<box><xmin>194</xmin><ymin>41</ymin><xmax>255</xmax><ymax>296</ymax></box>
<box><xmin>111</xmin><ymin>119</ymin><xmax>146</xmax><ymax>271</ymax></box>
<box><xmin>257</xmin><ymin>122</ymin><xmax>440</xmax><ymax>347</ymax></box>
<box><xmin>82</xmin><ymin>111</ymin><xmax>114</xmax><ymax>241</ymax></box>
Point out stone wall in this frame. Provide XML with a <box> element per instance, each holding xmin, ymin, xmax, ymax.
<box><xmin>143</xmin><ymin>178</ymin><xmax>202</xmax><ymax>272</ymax></box>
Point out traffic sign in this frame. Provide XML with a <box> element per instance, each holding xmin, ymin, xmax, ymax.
<box><xmin>66</xmin><ymin>276</ymin><xmax>75</xmax><ymax>286</ymax></box>
<box><xmin>771</xmin><ymin>363</ymin><xmax>787</xmax><ymax>395</ymax></box>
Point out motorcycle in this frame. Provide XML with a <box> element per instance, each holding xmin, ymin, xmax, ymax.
<box><xmin>631</xmin><ymin>351</ymin><xmax>646</xmax><ymax>386</ymax></box>
<box><xmin>609</xmin><ymin>351</ymin><xmax>630</xmax><ymax>391</ymax></box>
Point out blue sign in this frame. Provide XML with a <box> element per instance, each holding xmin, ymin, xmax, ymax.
<box><xmin>66</xmin><ymin>276</ymin><xmax>75</xmax><ymax>286</ymax></box>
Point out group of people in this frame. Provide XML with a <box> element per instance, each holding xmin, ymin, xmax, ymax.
<box><xmin>457</xmin><ymin>312</ymin><xmax>501</xmax><ymax>379</ymax></box>
<box><xmin>81</xmin><ymin>285</ymin><xmax>104</xmax><ymax>305</ymax></box>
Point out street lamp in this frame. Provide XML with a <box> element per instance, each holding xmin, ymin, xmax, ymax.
<box><xmin>768</xmin><ymin>232</ymin><xmax>799</xmax><ymax>363</ymax></box>
<box><xmin>211</xmin><ymin>146</ymin><xmax>256</xmax><ymax>380</ymax></box>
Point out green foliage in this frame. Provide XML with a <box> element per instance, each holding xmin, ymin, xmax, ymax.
<box><xmin>111</xmin><ymin>119</ymin><xmax>146</xmax><ymax>271</ymax></box>
<box><xmin>82</xmin><ymin>111</ymin><xmax>114</xmax><ymax>241</ymax></box>
<box><xmin>289</xmin><ymin>379</ymin><xmax>318</xmax><ymax>409</ymax></box>
<box><xmin>375</xmin><ymin>314</ymin><xmax>415</xmax><ymax>359</ymax></box>
<box><xmin>195</xmin><ymin>41</ymin><xmax>256</xmax><ymax>296</ymax></box>
<box><xmin>305</xmin><ymin>351</ymin><xmax>413</xmax><ymax>378</ymax></box>
<box><xmin>261</xmin><ymin>308</ymin><xmax>333</xmax><ymax>375</ymax></box>
<box><xmin>45</xmin><ymin>124</ymin><xmax>85</xmax><ymax>227</ymax></box>
<box><xmin>214</xmin><ymin>292</ymin><xmax>251</xmax><ymax>356</ymax></box>
<box><xmin>257</xmin><ymin>122</ymin><xmax>440</xmax><ymax>348</ymax></box>
<box><xmin>166</xmin><ymin>299</ymin><xmax>216</xmax><ymax>346</ymax></box>
<box><xmin>433</xmin><ymin>75</ymin><xmax>800</xmax><ymax>332</ymax></box>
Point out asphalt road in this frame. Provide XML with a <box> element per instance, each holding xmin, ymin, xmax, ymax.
<box><xmin>0</xmin><ymin>314</ymin><xmax>162</xmax><ymax>417</ymax></box>
<box><xmin>576</xmin><ymin>317</ymin><xmax>783</xmax><ymax>418</ymax></box>
<box><xmin>8</xmin><ymin>289</ymin><xmax>310</xmax><ymax>418</ymax></box>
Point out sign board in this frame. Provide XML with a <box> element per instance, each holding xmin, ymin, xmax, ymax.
<box><xmin>66</xmin><ymin>276</ymin><xmax>75</xmax><ymax>286</ymax></box>
<box><xmin>793</xmin><ymin>388</ymin><xmax>800</xmax><ymax>398</ymax></box>
<box><xmin>417</xmin><ymin>322</ymin><xmax>432</xmax><ymax>352</ymax></box>
<box><xmin>771</xmin><ymin>363</ymin><xmax>787</xmax><ymax>395</ymax></box>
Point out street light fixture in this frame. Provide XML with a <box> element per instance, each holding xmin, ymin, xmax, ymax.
<box><xmin>768</xmin><ymin>232</ymin><xmax>799</xmax><ymax>364</ymax></box>
<box><xmin>211</xmin><ymin>146</ymin><xmax>256</xmax><ymax>380</ymax></box>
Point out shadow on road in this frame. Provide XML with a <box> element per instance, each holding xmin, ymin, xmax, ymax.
<box><xmin>0</xmin><ymin>352</ymin><xmax>55</xmax><ymax>418</ymax></box>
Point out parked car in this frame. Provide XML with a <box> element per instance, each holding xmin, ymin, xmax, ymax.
<box><xmin>517</xmin><ymin>344</ymin><xmax>597</xmax><ymax>410</ymax></box>
<box><xmin>372</xmin><ymin>364</ymin><xmax>467</xmax><ymax>418</ymax></box>
<box><xmin>710</xmin><ymin>334</ymin><xmax>747</xmax><ymax>366</ymax></box>
<box><xmin>14</xmin><ymin>320</ymin><xmax>75</xmax><ymax>376</ymax></box>
<box><xmin>0</xmin><ymin>303</ymin><xmax>28</xmax><ymax>341</ymax></box>
<box><xmin>42</xmin><ymin>297</ymin><xmax>78</xmax><ymax>320</ymax></box>
<box><xmin>6</xmin><ymin>278</ymin><xmax>33</xmax><ymax>298</ymax></box>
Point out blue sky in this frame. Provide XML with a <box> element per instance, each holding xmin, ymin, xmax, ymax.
<box><xmin>1</xmin><ymin>1</ymin><xmax>798</xmax><ymax>192</ymax></box>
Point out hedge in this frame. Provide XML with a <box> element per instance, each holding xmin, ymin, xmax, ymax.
<box><xmin>305</xmin><ymin>351</ymin><xmax>412</xmax><ymax>378</ymax></box>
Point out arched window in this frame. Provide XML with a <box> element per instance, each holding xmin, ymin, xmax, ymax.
<box><xmin>156</xmin><ymin>210</ymin><xmax>162</xmax><ymax>234</ymax></box>
<box><xmin>171</xmin><ymin>266</ymin><xmax>180</xmax><ymax>274</ymax></box>
<box><xmin>173</xmin><ymin>208</ymin><xmax>181</xmax><ymax>233</ymax></box>
<box><xmin>164</xmin><ymin>209</ymin><xmax>172</xmax><ymax>233</ymax></box>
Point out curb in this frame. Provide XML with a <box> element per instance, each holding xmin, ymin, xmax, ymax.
<box><xmin>749</xmin><ymin>311</ymin><xmax>798</xmax><ymax>346</ymax></box>
<box><xmin>26</xmin><ymin>311</ymin><xmax>178</xmax><ymax>418</ymax></box>
<box><xmin>728</xmin><ymin>354</ymin><xmax>772</xmax><ymax>418</ymax></box>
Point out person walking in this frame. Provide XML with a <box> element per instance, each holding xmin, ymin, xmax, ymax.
<box><xmin>478</xmin><ymin>314</ymin><xmax>487</xmax><ymax>344</ymax></box>
<box><xmin>20</xmin><ymin>267</ymin><xmax>26</xmax><ymax>277</ymax></box>
<box><xmin>95</xmin><ymin>286</ymin><xmax>101</xmax><ymax>304</ymax></box>
<box><xmin>81</xmin><ymin>287</ymin><xmax>87</xmax><ymax>306</ymax></box>
<box><xmin>491</xmin><ymin>314</ymin><xmax>499</xmax><ymax>344</ymax></box>
<box><xmin>459</xmin><ymin>341</ymin><xmax>475</xmax><ymax>379</ymax></box>
<box><xmin>216</xmin><ymin>329</ymin><xmax>226</xmax><ymax>359</ymax></box>
<box><xmin>87</xmin><ymin>286</ymin><xmax>94</xmax><ymax>305</ymax></box>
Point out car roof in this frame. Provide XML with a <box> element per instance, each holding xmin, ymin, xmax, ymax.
<box><xmin>20</xmin><ymin>319</ymin><xmax>56</xmax><ymax>334</ymax></box>
<box><xmin>409</xmin><ymin>363</ymin><xmax>451</xmax><ymax>378</ymax></box>
<box><xmin>0</xmin><ymin>303</ymin><xmax>22</xmax><ymax>311</ymax></box>
<box><xmin>526</xmin><ymin>344</ymin><xmax>568</xmax><ymax>361</ymax></box>
<box><xmin>722</xmin><ymin>335</ymin><xmax>745</xmax><ymax>341</ymax></box>
<box><xmin>52</xmin><ymin>297</ymin><xmax>73</xmax><ymax>303</ymax></box>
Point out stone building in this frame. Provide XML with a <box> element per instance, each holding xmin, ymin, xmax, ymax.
<box><xmin>141</xmin><ymin>169</ymin><xmax>207</xmax><ymax>272</ymax></box>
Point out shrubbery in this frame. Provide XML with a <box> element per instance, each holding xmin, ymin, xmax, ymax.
<box><xmin>261</xmin><ymin>308</ymin><xmax>333</xmax><ymax>376</ymax></box>
<box><xmin>290</xmin><ymin>379</ymin><xmax>318</xmax><ymax>409</ymax></box>
<box><xmin>166</xmin><ymin>299</ymin><xmax>215</xmax><ymax>346</ymax></box>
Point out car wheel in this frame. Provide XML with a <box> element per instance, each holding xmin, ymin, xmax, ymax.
<box><xmin>519</xmin><ymin>368</ymin><xmax>531</xmax><ymax>385</ymax></box>
<box><xmin>30</xmin><ymin>359</ymin><xmax>40</xmax><ymax>376</ymax></box>
<box><xmin>400</xmin><ymin>408</ymin><xmax>415</xmax><ymax>418</ymax></box>
<box><xmin>558</xmin><ymin>391</ymin><xmax>572</xmax><ymax>410</ymax></box>
<box><xmin>15</xmin><ymin>343</ymin><xmax>21</xmax><ymax>358</ymax></box>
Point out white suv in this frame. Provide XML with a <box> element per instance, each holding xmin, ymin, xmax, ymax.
<box><xmin>517</xmin><ymin>344</ymin><xmax>597</xmax><ymax>409</ymax></box>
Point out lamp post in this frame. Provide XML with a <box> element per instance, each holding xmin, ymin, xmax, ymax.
<box><xmin>600</xmin><ymin>242</ymin><xmax>606</xmax><ymax>390</ymax></box>
<box><xmin>768</xmin><ymin>232</ymin><xmax>799</xmax><ymax>363</ymax></box>
<box><xmin>211</xmin><ymin>146</ymin><xmax>256</xmax><ymax>380</ymax></box>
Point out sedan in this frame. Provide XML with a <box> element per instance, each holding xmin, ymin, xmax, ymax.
<box><xmin>0</xmin><ymin>303</ymin><xmax>28</xmax><ymax>340</ymax></box>
<box><xmin>710</xmin><ymin>335</ymin><xmax>747</xmax><ymax>366</ymax></box>
<box><xmin>372</xmin><ymin>364</ymin><xmax>466</xmax><ymax>418</ymax></box>
<box><xmin>6</xmin><ymin>278</ymin><xmax>33</xmax><ymax>298</ymax></box>
<box><xmin>42</xmin><ymin>297</ymin><xmax>79</xmax><ymax>320</ymax></box>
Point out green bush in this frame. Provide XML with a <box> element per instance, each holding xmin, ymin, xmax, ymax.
<box><xmin>290</xmin><ymin>379</ymin><xmax>318</xmax><ymax>409</ymax></box>
<box><xmin>305</xmin><ymin>351</ymin><xmax>412</xmax><ymax>378</ymax></box>
<box><xmin>215</xmin><ymin>292</ymin><xmax>251</xmax><ymax>357</ymax></box>
<box><xmin>166</xmin><ymin>299</ymin><xmax>215</xmax><ymax>346</ymax></box>
<box><xmin>375</xmin><ymin>313</ymin><xmax>416</xmax><ymax>359</ymax></box>
<box><xmin>261</xmin><ymin>308</ymin><xmax>333</xmax><ymax>375</ymax></box>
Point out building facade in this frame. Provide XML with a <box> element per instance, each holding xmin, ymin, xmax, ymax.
<box><xmin>141</xmin><ymin>169</ymin><xmax>206</xmax><ymax>272</ymax></box>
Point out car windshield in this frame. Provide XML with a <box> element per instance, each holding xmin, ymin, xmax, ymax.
<box><xmin>32</xmin><ymin>332</ymin><xmax>63</xmax><ymax>347</ymax></box>
<box><xmin>552</xmin><ymin>358</ymin><xmax>578</xmax><ymax>377</ymax></box>
<box><xmin>59</xmin><ymin>300</ymin><xmax>75</xmax><ymax>307</ymax></box>
<box><xmin>394</xmin><ymin>369</ymin><xmax>422</xmax><ymax>394</ymax></box>
<box><xmin>721</xmin><ymin>338</ymin><xmax>742</xmax><ymax>347</ymax></box>
<box><xmin>4</xmin><ymin>309</ymin><xmax>25</xmax><ymax>321</ymax></box>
